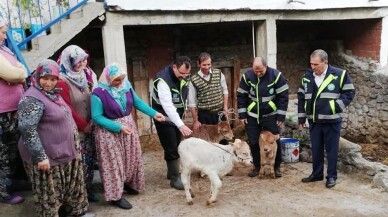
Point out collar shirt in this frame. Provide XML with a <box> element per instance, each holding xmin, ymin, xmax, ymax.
<box><xmin>313</xmin><ymin>66</ymin><xmax>328</xmax><ymax>87</ymax></box>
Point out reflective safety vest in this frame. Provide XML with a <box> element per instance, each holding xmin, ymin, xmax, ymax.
<box><xmin>237</xmin><ymin>67</ymin><xmax>289</xmax><ymax>123</ymax></box>
<box><xmin>297</xmin><ymin>65</ymin><xmax>355</xmax><ymax>124</ymax></box>
<box><xmin>151</xmin><ymin>65</ymin><xmax>189</xmax><ymax>118</ymax></box>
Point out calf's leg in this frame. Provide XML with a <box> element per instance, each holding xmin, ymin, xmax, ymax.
<box><xmin>206</xmin><ymin>172</ymin><xmax>222</xmax><ymax>205</ymax></box>
<box><xmin>180</xmin><ymin>167</ymin><xmax>194</xmax><ymax>205</ymax></box>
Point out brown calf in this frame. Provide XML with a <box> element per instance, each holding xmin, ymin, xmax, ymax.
<box><xmin>189</xmin><ymin>121</ymin><xmax>234</xmax><ymax>143</ymax></box>
<box><xmin>258</xmin><ymin>131</ymin><xmax>280</xmax><ymax>179</ymax></box>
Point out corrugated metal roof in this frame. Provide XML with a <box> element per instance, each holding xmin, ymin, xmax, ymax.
<box><xmin>106</xmin><ymin>0</ymin><xmax>388</xmax><ymax>11</ymax></box>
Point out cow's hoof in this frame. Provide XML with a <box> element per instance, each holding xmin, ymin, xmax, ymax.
<box><xmin>188</xmin><ymin>201</ymin><xmax>193</xmax><ymax>205</ymax></box>
<box><xmin>189</xmin><ymin>189</ymin><xmax>195</xmax><ymax>198</ymax></box>
<box><xmin>206</xmin><ymin>200</ymin><xmax>217</xmax><ymax>206</ymax></box>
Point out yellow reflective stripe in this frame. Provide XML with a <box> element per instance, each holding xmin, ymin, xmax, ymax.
<box><xmin>153</xmin><ymin>78</ymin><xmax>167</xmax><ymax>92</ymax></box>
<box><xmin>268</xmin><ymin>100</ymin><xmax>277</xmax><ymax>111</ymax></box>
<box><xmin>303</xmin><ymin>78</ymin><xmax>310</xmax><ymax>82</ymax></box>
<box><xmin>247</xmin><ymin>102</ymin><xmax>256</xmax><ymax>112</ymax></box>
<box><xmin>313</xmin><ymin>74</ymin><xmax>337</xmax><ymax>121</ymax></box>
<box><xmin>329</xmin><ymin>100</ymin><xmax>336</xmax><ymax>114</ymax></box>
<box><xmin>304</xmin><ymin>101</ymin><xmax>307</xmax><ymax>111</ymax></box>
<box><xmin>171</xmin><ymin>88</ymin><xmax>179</xmax><ymax>93</ymax></box>
<box><xmin>340</xmin><ymin>70</ymin><xmax>346</xmax><ymax>88</ymax></box>
<box><xmin>243</xmin><ymin>74</ymin><xmax>248</xmax><ymax>86</ymax></box>
<box><xmin>267</xmin><ymin>72</ymin><xmax>282</xmax><ymax>87</ymax></box>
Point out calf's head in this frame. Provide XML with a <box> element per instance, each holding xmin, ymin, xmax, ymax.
<box><xmin>217</xmin><ymin>121</ymin><xmax>234</xmax><ymax>140</ymax></box>
<box><xmin>231</xmin><ymin>139</ymin><xmax>252</xmax><ymax>166</ymax></box>
<box><xmin>259</xmin><ymin>131</ymin><xmax>280</xmax><ymax>158</ymax></box>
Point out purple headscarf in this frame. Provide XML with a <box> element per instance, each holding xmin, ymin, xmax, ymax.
<box><xmin>32</xmin><ymin>59</ymin><xmax>63</xmax><ymax>106</ymax></box>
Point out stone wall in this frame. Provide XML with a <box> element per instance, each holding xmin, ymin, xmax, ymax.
<box><xmin>335</xmin><ymin>54</ymin><xmax>388</xmax><ymax>145</ymax></box>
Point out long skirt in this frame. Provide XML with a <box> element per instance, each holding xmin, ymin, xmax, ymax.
<box><xmin>95</xmin><ymin>114</ymin><xmax>145</xmax><ymax>201</ymax></box>
<box><xmin>24</xmin><ymin>158</ymin><xmax>88</xmax><ymax>217</ymax></box>
<box><xmin>79</xmin><ymin>132</ymin><xmax>96</xmax><ymax>190</ymax></box>
<box><xmin>0</xmin><ymin>112</ymin><xmax>19</xmax><ymax>200</ymax></box>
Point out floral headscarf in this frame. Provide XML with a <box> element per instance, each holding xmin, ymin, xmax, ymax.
<box><xmin>97</xmin><ymin>63</ymin><xmax>131</xmax><ymax>100</ymax></box>
<box><xmin>59</xmin><ymin>45</ymin><xmax>88</xmax><ymax>89</ymax></box>
<box><xmin>32</xmin><ymin>59</ymin><xmax>63</xmax><ymax>106</ymax></box>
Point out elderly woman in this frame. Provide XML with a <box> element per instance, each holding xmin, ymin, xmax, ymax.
<box><xmin>92</xmin><ymin>63</ymin><xmax>165</xmax><ymax>209</ymax></box>
<box><xmin>56</xmin><ymin>45</ymin><xmax>97</xmax><ymax>202</ymax></box>
<box><xmin>0</xmin><ymin>17</ymin><xmax>27</xmax><ymax>204</ymax></box>
<box><xmin>18</xmin><ymin>59</ymin><xmax>89</xmax><ymax>217</ymax></box>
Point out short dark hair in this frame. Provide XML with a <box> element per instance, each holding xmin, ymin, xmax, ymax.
<box><xmin>310</xmin><ymin>49</ymin><xmax>328</xmax><ymax>62</ymax></box>
<box><xmin>173</xmin><ymin>56</ymin><xmax>191</xmax><ymax>69</ymax></box>
<box><xmin>198</xmin><ymin>52</ymin><xmax>211</xmax><ymax>64</ymax></box>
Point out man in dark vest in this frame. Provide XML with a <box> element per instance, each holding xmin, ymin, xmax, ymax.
<box><xmin>298</xmin><ymin>49</ymin><xmax>355</xmax><ymax>188</ymax></box>
<box><xmin>237</xmin><ymin>57</ymin><xmax>289</xmax><ymax>178</ymax></box>
<box><xmin>152</xmin><ymin>56</ymin><xmax>193</xmax><ymax>190</ymax></box>
<box><xmin>188</xmin><ymin>52</ymin><xmax>229</xmax><ymax>130</ymax></box>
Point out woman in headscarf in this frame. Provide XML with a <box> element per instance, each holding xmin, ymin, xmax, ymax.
<box><xmin>18</xmin><ymin>59</ymin><xmax>90</xmax><ymax>216</ymax></box>
<box><xmin>0</xmin><ymin>16</ymin><xmax>27</xmax><ymax>205</ymax></box>
<box><xmin>56</xmin><ymin>45</ymin><xmax>97</xmax><ymax>202</ymax></box>
<box><xmin>91</xmin><ymin>63</ymin><xmax>165</xmax><ymax>209</ymax></box>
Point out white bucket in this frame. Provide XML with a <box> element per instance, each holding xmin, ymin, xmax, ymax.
<box><xmin>280</xmin><ymin>138</ymin><xmax>299</xmax><ymax>163</ymax></box>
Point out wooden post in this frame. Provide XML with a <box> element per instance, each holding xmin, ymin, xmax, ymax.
<box><xmin>233</xmin><ymin>58</ymin><xmax>241</xmax><ymax>128</ymax></box>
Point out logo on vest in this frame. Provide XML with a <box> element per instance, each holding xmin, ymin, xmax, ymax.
<box><xmin>172</xmin><ymin>93</ymin><xmax>180</xmax><ymax>103</ymax></box>
<box><xmin>327</xmin><ymin>83</ymin><xmax>335</xmax><ymax>91</ymax></box>
<box><xmin>269</xmin><ymin>88</ymin><xmax>274</xmax><ymax>95</ymax></box>
<box><xmin>250</xmin><ymin>88</ymin><xmax>255</xmax><ymax>95</ymax></box>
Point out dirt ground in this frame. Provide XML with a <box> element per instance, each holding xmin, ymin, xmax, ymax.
<box><xmin>1</xmin><ymin>136</ymin><xmax>388</xmax><ymax>217</ymax></box>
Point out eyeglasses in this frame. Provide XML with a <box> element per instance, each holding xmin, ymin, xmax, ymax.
<box><xmin>177</xmin><ymin>68</ymin><xmax>191</xmax><ymax>76</ymax></box>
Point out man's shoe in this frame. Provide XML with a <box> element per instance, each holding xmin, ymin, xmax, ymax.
<box><xmin>301</xmin><ymin>174</ymin><xmax>324</xmax><ymax>183</ymax></box>
<box><xmin>275</xmin><ymin>167</ymin><xmax>282</xmax><ymax>178</ymax></box>
<box><xmin>326</xmin><ymin>178</ymin><xmax>336</xmax><ymax>188</ymax></box>
<box><xmin>111</xmin><ymin>197</ymin><xmax>133</xmax><ymax>209</ymax></box>
<box><xmin>248</xmin><ymin>167</ymin><xmax>260</xmax><ymax>177</ymax></box>
<box><xmin>87</xmin><ymin>192</ymin><xmax>99</xmax><ymax>202</ymax></box>
<box><xmin>124</xmin><ymin>184</ymin><xmax>139</xmax><ymax>195</ymax></box>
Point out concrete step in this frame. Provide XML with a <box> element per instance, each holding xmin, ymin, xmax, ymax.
<box><xmin>23</xmin><ymin>2</ymin><xmax>105</xmax><ymax>69</ymax></box>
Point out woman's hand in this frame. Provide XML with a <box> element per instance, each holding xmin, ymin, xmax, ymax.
<box><xmin>37</xmin><ymin>159</ymin><xmax>50</xmax><ymax>171</ymax></box>
<box><xmin>153</xmin><ymin>113</ymin><xmax>165</xmax><ymax>122</ymax></box>
<box><xmin>120</xmin><ymin>125</ymin><xmax>132</xmax><ymax>135</ymax></box>
<box><xmin>83</xmin><ymin>120</ymin><xmax>93</xmax><ymax>133</ymax></box>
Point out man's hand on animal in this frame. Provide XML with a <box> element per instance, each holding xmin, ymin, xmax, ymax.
<box><xmin>154</xmin><ymin>113</ymin><xmax>166</xmax><ymax>122</ymax></box>
<box><xmin>193</xmin><ymin>120</ymin><xmax>201</xmax><ymax>130</ymax></box>
<box><xmin>299</xmin><ymin>123</ymin><xmax>306</xmax><ymax>130</ymax></box>
<box><xmin>240</xmin><ymin>119</ymin><xmax>248</xmax><ymax>125</ymax></box>
<box><xmin>179</xmin><ymin>125</ymin><xmax>193</xmax><ymax>136</ymax></box>
<box><xmin>276</xmin><ymin>121</ymin><xmax>284</xmax><ymax>127</ymax></box>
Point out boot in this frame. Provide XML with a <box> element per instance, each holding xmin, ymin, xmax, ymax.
<box><xmin>166</xmin><ymin>160</ymin><xmax>184</xmax><ymax>190</ymax></box>
<box><xmin>275</xmin><ymin>167</ymin><xmax>282</xmax><ymax>178</ymax></box>
<box><xmin>248</xmin><ymin>167</ymin><xmax>260</xmax><ymax>177</ymax></box>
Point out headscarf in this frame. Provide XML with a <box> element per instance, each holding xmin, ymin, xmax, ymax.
<box><xmin>59</xmin><ymin>45</ymin><xmax>88</xmax><ymax>89</ymax></box>
<box><xmin>0</xmin><ymin>16</ymin><xmax>8</xmax><ymax>28</ymax></box>
<box><xmin>97</xmin><ymin>63</ymin><xmax>131</xmax><ymax>100</ymax></box>
<box><xmin>32</xmin><ymin>59</ymin><xmax>64</xmax><ymax>106</ymax></box>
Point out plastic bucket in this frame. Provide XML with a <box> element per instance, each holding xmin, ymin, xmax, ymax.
<box><xmin>280</xmin><ymin>138</ymin><xmax>299</xmax><ymax>163</ymax></box>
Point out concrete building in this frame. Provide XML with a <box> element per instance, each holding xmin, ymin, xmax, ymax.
<box><xmin>22</xmin><ymin>0</ymin><xmax>388</xmax><ymax>144</ymax></box>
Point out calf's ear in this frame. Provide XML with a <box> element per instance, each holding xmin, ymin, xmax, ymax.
<box><xmin>275</xmin><ymin>134</ymin><xmax>280</xmax><ymax>140</ymax></box>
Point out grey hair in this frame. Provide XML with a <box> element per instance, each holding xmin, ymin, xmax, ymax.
<box><xmin>310</xmin><ymin>49</ymin><xmax>328</xmax><ymax>62</ymax></box>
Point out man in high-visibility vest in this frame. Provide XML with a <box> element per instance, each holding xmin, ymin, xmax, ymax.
<box><xmin>152</xmin><ymin>56</ymin><xmax>193</xmax><ymax>190</ymax></box>
<box><xmin>237</xmin><ymin>57</ymin><xmax>289</xmax><ymax>178</ymax></box>
<box><xmin>298</xmin><ymin>49</ymin><xmax>355</xmax><ymax>188</ymax></box>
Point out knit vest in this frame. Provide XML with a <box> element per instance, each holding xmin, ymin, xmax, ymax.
<box><xmin>92</xmin><ymin>87</ymin><xmax>134</xmax><ymax>119</ymax></box>
<box><xmin>0</xmin><ymin>48</ymin><xmax>24</xmax><ymax>113</ymax></box>
<box><xmin>191</xmin><ymin>69</ymin><xmax>223</xmax><ymax>112</ymax></box>
<box><xmin>18</xmin><ymin>87</ymin><xmax>77</xmax><ymax>166</ymax></box>
<box><xmin>60</xmin><ymin>76</ymin><xmax>91</xmax><ymax>121</ymax></box>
